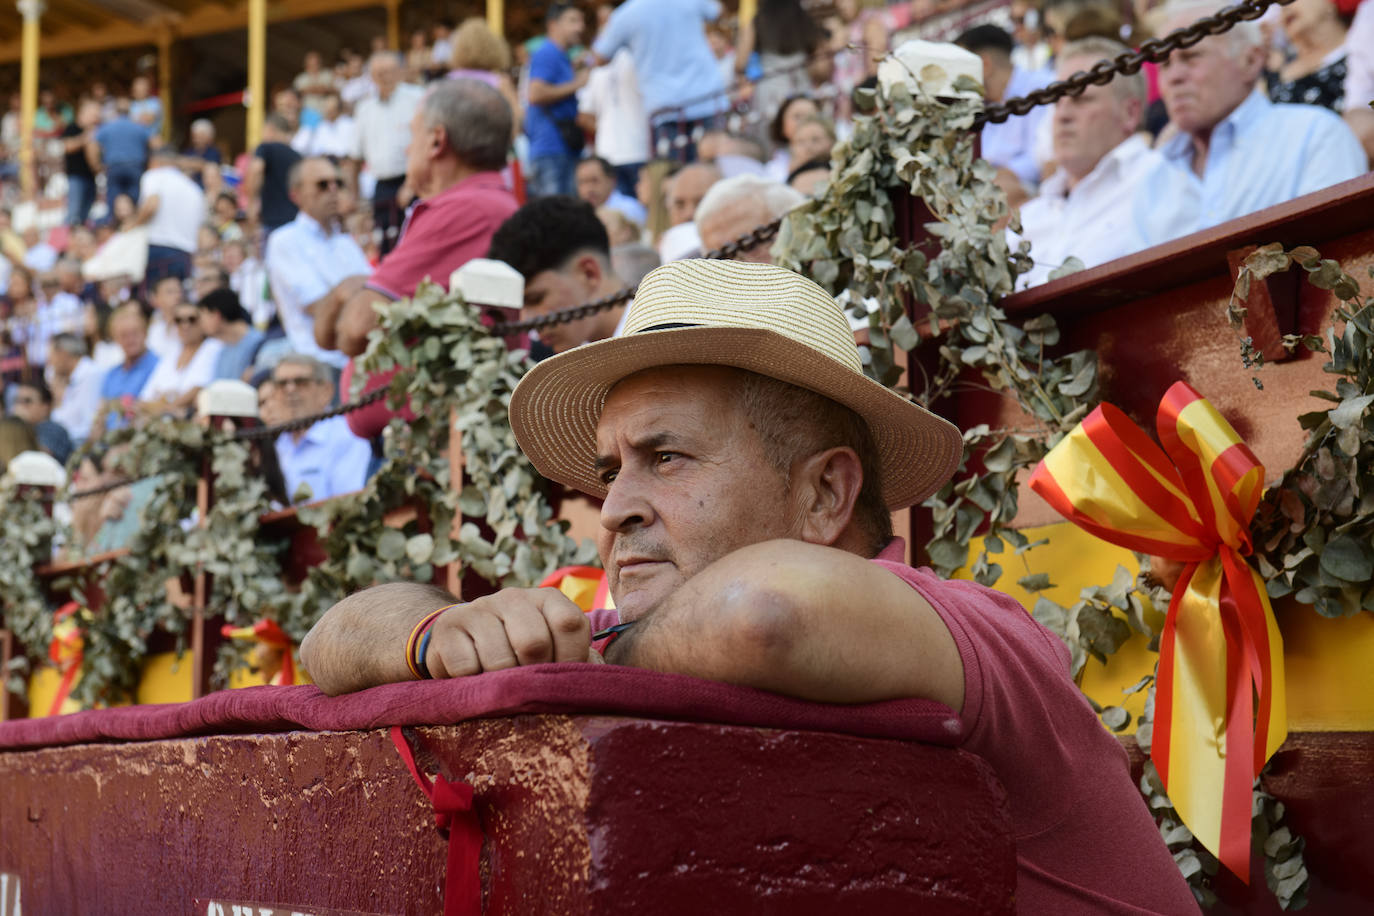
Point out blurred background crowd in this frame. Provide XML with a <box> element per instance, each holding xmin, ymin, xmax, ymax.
<box><xmin>0</xmin><ymin>0</ymin><xmax>1370</xmax><ymax>547</ymax></box>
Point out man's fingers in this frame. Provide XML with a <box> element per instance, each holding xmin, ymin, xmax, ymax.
<box><xmin>500</xmin><ymin>603</ymin><xmax>557</xmax><ymax>667</ymax></box>
<box><xmin>463</xmin><ymin>607</ymin><xmax>523</xmax><ymax>673</ymax></box>
<box><xmin>536</xmin><ymin>589</ymin><xmax>594</xmax><ymax>662</ymax></box>
<box><xmin>427</xmin><ymin>618</ymin><xmax>480</xmax><ymax>679</ymax></box>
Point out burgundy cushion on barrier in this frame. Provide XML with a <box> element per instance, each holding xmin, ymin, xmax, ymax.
<box><xmin>0</xmin><ymin>664</ymin><xmax>963</xmax><ymax>751</ymax></box>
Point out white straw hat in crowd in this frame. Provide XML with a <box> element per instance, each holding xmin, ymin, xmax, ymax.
<box><xmin>509</xmin><ymin>259</ymin><xmax>963</xmax><ymax>510</ymax></box>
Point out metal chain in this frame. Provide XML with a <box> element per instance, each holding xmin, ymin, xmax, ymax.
<box><xmin>979</xmin><ymin>0</ymin><xmax>1288</xmax><ymax>124</ymax></box>
<box><xmin>491</xmin><ymin>0</ymin><xmax>1284</xmax><ymax>336</ymax></box>
<box><xmin>233</xmin><ymin>387</ymin><xmax>388</xmax><ymax>442</ymax></box>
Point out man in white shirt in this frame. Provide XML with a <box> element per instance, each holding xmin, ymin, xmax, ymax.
<box><xmin>134</xmin><ymin>146</ymin><xmax>206</xmax><ymax>287</ymax></box>
<box><xmin>575</xmin><ymin>156</ymin><xmax>647</xmax><ymax>225</ymax></box>
<box><xmin>350</xmin><ymin>52</ymin><xmax>424</xmax><ymax>255</ymax></box>
<box><xmin>1131</xmin><ymin>0</ymin><xmax>1367</xmax><ymax>248</ymax></box>
<box><xmin>1013</xmin><ymin>38</ymin><xmax>1160</xmax><ymax>288</ymax></box>
<box><xmin>47</xmin><ymin>332</ymin><xmax>104</xmax><ymax>445</ymax></box>
<box><xmin>272</xmin><ymin>354</ymin><xmax>372</xmax><ymax>504</ymax></box>
<box><xmin>292</xmin><ymin>90</ymin><xmax>358</xmax><ymax>160</ymax></box>
<box><xmin>579</xmin><ymin>47</ymin><xmax>649</xmax><ymax>194</ymax></box>
<box><xmin>265</xmin><ymin>157</ymin><xmax>371</xmax><ymax>370</ymax></box>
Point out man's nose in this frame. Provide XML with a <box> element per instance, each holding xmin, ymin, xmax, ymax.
<box><xmin>599</xmin><ymin>472</ymin><xmax>655</xmax><ymax>534</ymax></box>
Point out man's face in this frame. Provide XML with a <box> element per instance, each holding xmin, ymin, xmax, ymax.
<box><xmin>11</xmin><ymin>386</ymin><xmax>47</xmax><ymax>424</ymax></box>
<box><xmin>697</xmin><ymin>196</ymin><xmax>776</xmax><ymax>263</ymax></box>
<box><xmin>403</xmin><ymin>108</ymin><xmax>438</xmax><ymax>192</ymax></box>
<box><xmin>371</xmin><ymin>57</ymin><xmax>401</xmax><ymax>96</ymax></box>
<box><xmin>594</xmin><ymin>366</ymin><xmax>802</xmax><ymax>622</ymax></box>
<box><xmin>575</xmin><ymin>163</ymin><xmax>614</xmax><ymax>208</ymax></box>
<box><xmin>550</xmin><ymin>9</ymin><xmax>586</xmax><ymax>47</ymax></box>
<box><xmin>1051</xmin><ymin>57</ymin><xmax>1139</xmax><ymax>181</ymax></box>
<box><xmin>274</xmin><ymin>89</ymin><xmax>301</xmax><ymax>124</ymax></box>
<box><xmin>152</xmin><ymin>278</ymin><xmax>183</xmax><ymax>316</ymax></box>
<box><xmin>111</xmin><ymin>313</ymin><xmax>147</xmax><ymax>361</ymax></box>
<box><xmin>272</xmin><ymin>364</ymin><xmax>332</xmax><ymax>417</ymax></box>
<box><xmin>668</xmin><ymin>166</ymin><xmax>719</xmax><ymax>226</ymax></box>
<box><xmin>131</xmin><ymin>78</ymin><xmax>149</xmax><ymax>100</ymax></box>
<box><xmin>524</xmin><ymin>261</ymin><xmax>602</xmax><ymax>353</ymax></box>
<box><xmin>294</xmin><ymin>158</ymin><xmax>344</xmax><ymax>225</ymax></box>
<box><xmin>1158</xmin><ymin>28</ymin><xmax>1262</xmax><ymax>137</ymax></box>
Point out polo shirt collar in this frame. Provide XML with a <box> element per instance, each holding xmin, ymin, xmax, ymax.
<box><xmin>414</xmin><ymin>170</ymin><xmax>506</xmax><ymax>213</ymax></box>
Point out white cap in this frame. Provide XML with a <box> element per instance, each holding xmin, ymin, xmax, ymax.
<box><xmin>8</xmin><ymin>451</ymin><xmax>66</xmax><ymax>487</ymax></box>
<box><xmin>878</xmin><ymin>40</ymin><xmax>985</xmax><ymax>101</ymax></box>
<box><xmin>197</xmin><ymin>379</ymin><xmax>259</xmax><ymax>419</ymax></box>
<box><xmin>452</xmin><ymin>258</ymin><xmax>525</xmax><ymax>308</ymax></box>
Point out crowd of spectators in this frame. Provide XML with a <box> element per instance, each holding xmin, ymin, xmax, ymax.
<box><xmin>0</xmin><ymin>0</ymin><xmax>1372</xmax><ymax>550</ymax></box>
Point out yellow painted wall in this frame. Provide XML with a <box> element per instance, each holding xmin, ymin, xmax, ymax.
<box><xmin>959</xmin><ymin>522</ymin><xmax>1374</xmax><ymax>732</ymax></box>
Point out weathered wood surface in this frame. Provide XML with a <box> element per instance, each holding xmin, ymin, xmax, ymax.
<box><xmin>0</xmin><ymin>715</ymin><xmax>1015</xmax><ymax>915</ymax></box>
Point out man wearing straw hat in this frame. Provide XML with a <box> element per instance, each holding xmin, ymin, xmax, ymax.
<box><xmin>301</xmin><ymin>260</ymin><xmax>1195</xmax><ymax>913</ymax></box>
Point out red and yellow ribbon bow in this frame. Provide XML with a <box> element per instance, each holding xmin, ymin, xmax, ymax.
<box><xmin>221</xmin><ymin>619</ymin><xmax>298</xmax><ymax>686</ymax></box>
<box><xmin>47</xmin><ymin>601</ymin><xmax>86</xmax><ymax>716</ymax></box>
<box><xmin>1029</xmin><ymin>381</ymin><xmax>1286</xmax><ymax>880</ymax></box>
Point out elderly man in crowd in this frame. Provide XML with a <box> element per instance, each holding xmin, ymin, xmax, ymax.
<box><xmin>97</xmin><ymin>303</ymin><xmax>159</xmax><ymax>432</ymax></box>
<box><xmin>271</xmin><ymin>354</ymin><xmax>372</xmax><ymax>504</ymax></box>
<box><xmin>657</xmin><ymin>161</ymin><xmax>722</xmax><ymax>262</ymax></box>
<box><xmin>488</xmin><ymin>196</ymin><xmax>629</xmax><ymax>354</ymax></box>
<box><xmin>135</xmin><ymin>146</ymin><xmax>206</xmax><ymax>285</ymax></box>
<box><xmin>1132</xmin><ymin>0</ymin><xmax>1367</xmax><ymax>247</ymax></box>
<box><xmin>47</xmin><ymin>332</ymin><xmax>103</xmax><ymax>446</ymax></box>
<box><xmin>318</xmin><ymin>79</ymin><xmax>518</xmax><ymax>443</ymax></box>
<box><xmin>351</xmin><ymin>51</ymin><xmax>424</xmax><ymax>254</ymax></box>
<box><xmin>265</xmin><ymin>156</ymin><xmax>370</xmax><ymax>371</ymax></box>
<box><xmin>694</xmin><ymin>174</ymin><xmax>805</xmax><ymax>264</ymax></box>
<box><xmin>300</xmin><ymin>259</ymin><xmax>1198</xmax><ymax>914</ymax></box>
<box><xmin>1013</xmin><ymin>38</ymin><xmax>1160</xmax><ymax>287</ymax></box>
<box><xmin>575</xmin><ymin>156</ymin><xmax>647</xmax><ymax>225</ymax></box>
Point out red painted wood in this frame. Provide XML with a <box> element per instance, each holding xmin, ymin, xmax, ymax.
<box><xmin>0</xmin><ymin>716</ymin><xmax>1013</xmax><ymax>915</ymax></box>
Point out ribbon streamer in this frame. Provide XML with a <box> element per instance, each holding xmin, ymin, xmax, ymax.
<box><xmin>1029</xmin><ymin>381</ymin><xmax>1286</xmax><ymax>880</ymax></box>
<box><xmin>47</xmin><ymin>601</ymin><xmax>85</xmax><ymax>717</ymax></box>
<box><xmin>390</xmin><ymin>726</ymin><xmax>484</xmax><ymax>916</ymax></box>
<box><xmin>221</xmin><ymin>619</ymin><xmax>297</xmax><ymax>686</ymax></box>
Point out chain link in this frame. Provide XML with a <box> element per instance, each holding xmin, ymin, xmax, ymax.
<box><xmin>232</xmin><ymin>387</ymin><xmax>389</xmax><ymax>442</ymax></box>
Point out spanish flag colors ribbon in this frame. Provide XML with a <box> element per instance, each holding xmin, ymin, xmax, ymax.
<box><xmin>47</xmin><ymin>601</ymin><xmax>86</xmax><ymax>717</ymax></box>
<box><xmin>221</xmin><ymin>619</ymin><xmax>298</xmax><ymax>686</ymax></box>
<box><xmin>1028</xmin><ymin>381</ymin><xmax>1286</xmax><ymax>880</ymax></box>
<box><xmin>540</xmin><ymin>565</ymin><xmax>613</xmax><ymax>612</ymax></box>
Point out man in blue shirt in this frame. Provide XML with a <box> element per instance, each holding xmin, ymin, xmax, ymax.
<box><xmin>270</xmin><ymin>354</ymin><xmax>372</xmax><ymax>504</ymax></box>
<box><xmin>590</xmin><ymin>0</ymin><xmax>728</xmax><ymax>162</ymax></box>
<box><xmin>526</xmin><ymin>3</ymin><xmax>589</xmax><ymax>197</ymax></box>
<box><xmin>98</xmin><ymin>303</ymin><xmax>159</xmax><ymax>432</ymax></box>
<box><xmin>1131</xmin><ymin>0</ymin><xmax>1367</xmax><ymax>248</ymax></box>
<box><xmin>92</xmin><ymin>100</ymin><xmax>151</xmax><ymax>206</ymax></box>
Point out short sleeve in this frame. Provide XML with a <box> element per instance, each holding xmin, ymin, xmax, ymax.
<box><xmin>529</xmin><ymin>45</ymin><xmax>559</xmax><ymax>83</ymax></box>
<box><xmin>367</xmin><ymin>225</ymin><xmax>442</xmax><ymax>300</ymax></box>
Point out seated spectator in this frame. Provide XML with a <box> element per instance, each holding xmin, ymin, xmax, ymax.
<box><xmin>271</xmin><ymin>354</ymin><xmax>371</xmax><ymax>504</ymax></box>
<box><xmin>192</xmin><ymin>261</ymin><xmax>229</xmax><ymax>304</ymax></box>
<box><xmin>1132</xmin><ymin>0</ymin><xmax>1367</xmax><ymax>247</ymax></box>
<box><xmin>488</xmin><ymin>196</ymin><xmax>629</xmax><ymax>353</ymax></box>
<box><xmin>765</xmin><ymin>95</ymin><xmax>821</xmax><ymax>182</ymax></box>
<box><xmin>694</xmin><ymin>174</ymin><xmax>805</xmax><ymax>264</ymax></box>
<box><xmin>658</xmin><ymin>162</ymin><xmax>722</xmax><ymax>261</ymax></box>
<box><xmin>292</xmin><ymin>90</ymin><xmax>358</xmax><ymax>160</ymax></box>
<box><xmin>265</xmin><ymin>156</ymin><xmax>370</xmax><ymax>370</ymax></box>
<box><xmin>198</xmin><ymin>287</ymin><xmax>265</xmax><ymax>382</ymax></box>
<box><xmin>955</xmin><ymin>24</ymin><xmax>1053</xmax><ymax>195</ymax></box>
<box><xmin>181</xmin><ymin>118</ymin><xmax>223</xmax><ymax>184</ymax></box>
<box><xmin>98</xmin><ymin>304</ymin><xmax>159</xmax><ymax>431</ymax></box>
<box><xmin>223</xmin><ymin>239</ymin><xmax>270</xmax><ymax>329</ymax></box>
<box><xmin>786</xmin><ymin>115</ymin><xmax>836</xmax><ymax>175</ymax></box>
<box><xmin>1267</xmin><ymin>0</ymin><xmax>1349</xmax><ymax>112</ymax></box>
<box><xmin>1013</xmin><ymin>38</ymin><xmax>1160</xmax><ymax>287</ymax></box>
<box><xmin>138</xmin><ymin>301</ymin><xmax>224</xmax><ymax>417</ymax></box>
<box><xmin>21</xmin><ymin>226</ymin><xmax>57</xmax><ymax>273</ymax></box>
<box><xmin>1343</xmin><ymin>0</ymin><xmax>1373</xmax><ymax>159</ymax></box>
<box><xmin>9</xmin><ymin>380</ymin><xmax>72</xmax><ymax>465</ymax></box>
<box><xmin>145</xmin><ymin>275</ymin><xmax>186</xmax><ymax>361</ymax></box>
<box><xmin>576</xmin><ymin>156</ymin><xmax>648</xmax><ymax>225</ymax></box>
<box><xmin>23</xmin><ymin>265</ymin><xmax>85</xmax><ymax>367</ymax></box>
<box><xmin>47</xmin><ymin>332</ymin><xmax>103</xmax><ymax>445</ymax></box>
<box><xmin>294</xmin><ymin>51</ymin><xmax>338</xmax><ymax>115</ymax></box>
<box><xmin>211</xmin><ymin>192</ymin><xmax>244</xmax><ymax>242</ymax></box>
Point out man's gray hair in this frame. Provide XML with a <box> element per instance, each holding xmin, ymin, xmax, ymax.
<box><xmin>694</xmin><ymin>175</ymin><xmax>806</xmax><ymax>229</ymax></box>
<box><xmin>1058</xmin><ymin>38</ymin><xmax>1146</xmax><ymax>104</ymax></box>
<box><xmin>421</xmin><ymin>79</ymin><xmax>512</xmax><ymax>172</ymax></box>
<box><xmin>610</xmin><ymin>244</ymin><xmax>661</xmax><ymax>287</ymax></box>
<box><xmin>190</xmin><ymin>118</ymin><xmax>215</xmax><ymax>137</ymax></box>
<box><xmin>287</xmin><ymin>155</ymin><xmax>334</xmax><ymax>190</ymax></box>
<box><xmin>1156</xmin><ymin>0</ymin><xmax>1262</xmax><ymax>53</ymax></box>
<box><xmin>274</xmin><ymin>353</ymin><xmax>333</xmax><ymax>385</ymax></box>
<box><xmin>51</xmin><ymin>332</ymin><xmax>88</xmax><ymax>357</ymax></box>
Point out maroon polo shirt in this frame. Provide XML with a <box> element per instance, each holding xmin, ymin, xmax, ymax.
<box><xmin>345</xmin><ymin>171</ymin><xmax>518</xmax><ymax>439</ymax></box>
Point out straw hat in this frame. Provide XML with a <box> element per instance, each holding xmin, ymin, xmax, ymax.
<box><xmin>508</xmin><ymin>260</ymin><xmax>962</xmax><ymax>510</ymax></box>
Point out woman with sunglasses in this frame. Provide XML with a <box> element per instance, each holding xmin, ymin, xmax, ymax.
<box><xmin>136</xmin><ymin>302</ymin><xmax>224</xmax><ymax>418</ymax></box>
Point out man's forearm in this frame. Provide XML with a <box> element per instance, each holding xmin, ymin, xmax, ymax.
<box><xmin>299</xmin><ymin>582</ymin><xmax>456</xmax><ymax>694</ymax></box>
<box><xmin>312</xmin><ymin>275</ymin><xmax>367</xmax><ymax>351</ymax></box>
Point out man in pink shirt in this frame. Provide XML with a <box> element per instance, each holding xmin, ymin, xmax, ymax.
<box><xmin>313</xmin><ymin>78</ymin><xmax>518</xmax><ymax>440</ymax></box>
<box><xmin>302</xmin><ymin>260</ymin><xmax>1198</xmax><ymax>913</ymax></box>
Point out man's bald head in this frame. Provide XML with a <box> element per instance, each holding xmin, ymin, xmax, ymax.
<box><xmin>667</xmin><ymin>163</ymin><xmax>723</xmax><ymax>227</ymax></box>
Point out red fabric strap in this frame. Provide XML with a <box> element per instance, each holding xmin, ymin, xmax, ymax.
<box><xmin>390</xmin><ymin>725</ymin><xmax>483</xmax><ymax>916</ymax></box>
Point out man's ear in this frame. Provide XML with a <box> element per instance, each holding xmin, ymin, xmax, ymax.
<box><xmin>576</xmin><ymin>251</ymin><xmax>604</xmax><ymax>291</ymax></box>
<box><xmin>790</xmin><ymin>446</ymin><xmax>863</xmax><ymax>547</ymax></box>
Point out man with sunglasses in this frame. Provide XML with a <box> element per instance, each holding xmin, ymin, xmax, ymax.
<box><xmin>264</xmin><ymin>156</ymin><xmax>371</xmax><ymax>372</ymax></box>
